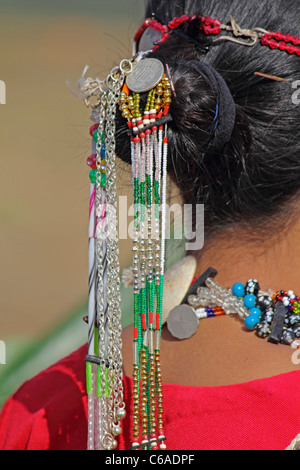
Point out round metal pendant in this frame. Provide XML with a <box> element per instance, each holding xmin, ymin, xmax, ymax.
<box><xmin>126</xmin><ymin>58</ymin><xmax>164</xmax><ymax>93</ymax></box>
<box><xmin>167</xmin><ymin>305</ymin><xmax>199</xmax><ymax>340</ymax></box>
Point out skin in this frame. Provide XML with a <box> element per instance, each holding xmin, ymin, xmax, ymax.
<box><xmin>122</xmin><ymin>209</ymin><xmax>300</xmax><ymax>386</ymax></box>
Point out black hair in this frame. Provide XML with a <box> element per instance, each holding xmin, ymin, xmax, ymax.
<box><xmin>116</xmin><ymin>0</ymin><xmax>300</xmax><ymax>241</ymax></box>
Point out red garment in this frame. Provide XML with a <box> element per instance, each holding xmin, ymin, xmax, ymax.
<box><xmin>0</xmin><ymin>343</ymin><xmax>299</xmax><ymax>450</ymax></box>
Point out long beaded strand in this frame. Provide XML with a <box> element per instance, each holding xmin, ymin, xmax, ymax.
<box><xmin>83</xmin><ymin>59</ymin><xmax>135</xmax><ymax>451</ymax></box>
<box><xmin>118</xmin><ymin>67</ymin><xmax>171</xmax><ymax>450</ymax></box>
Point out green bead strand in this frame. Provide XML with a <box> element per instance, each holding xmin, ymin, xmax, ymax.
<box><xmin>86</xmin><ymin>362</ymin><xmax>93</xmax><ymax>395</ymax></box>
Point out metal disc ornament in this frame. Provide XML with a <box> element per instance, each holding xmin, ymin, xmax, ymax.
<box><xmin>167</xmin><ymin>305</ymin><xmax>199</xmax><ymax>340</ymax></box>
<box><xmin>126</xmin><ymin>58</ymin><xmax>164</xmax><ymax>93</ymax></box>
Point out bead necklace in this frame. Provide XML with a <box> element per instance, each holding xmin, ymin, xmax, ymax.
<box><xmin>167</xmin><ymin>271</ymin><xmax>300</xmax><ymax>349</ymax></box>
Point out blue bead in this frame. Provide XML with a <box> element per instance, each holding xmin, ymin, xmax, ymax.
<box><xmin>249</xmin><ymin>307</ymin><xmax>262</xmax><ymax>318</ymax></box>
<box><xmin>244</xmin><ymin>294</ymin><xmax>256</xmax><ymax>309</ymax></box>
<box><xmin>245</xmin><ymin>315</ymin><xmax>260</xmax><ymax>330</ymax></box>
<box><xmin>232</xmin><ymin>282</ymin><xmax>245</xmax><ymax>298</ymax></box>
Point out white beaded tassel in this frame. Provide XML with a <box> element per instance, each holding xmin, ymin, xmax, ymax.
<box><xmin>160</xmin><ymin>125</ymin><xmax>168</xmax><ymax>278</ymax></box>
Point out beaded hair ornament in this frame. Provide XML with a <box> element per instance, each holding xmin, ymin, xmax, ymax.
<box><xmin>79</xmin><ymin>12</ymin><xmax>300</xmax><ymax>452</ymax></box>
<box><xmin>81</xmin><ymin>55</ymin><xmax>171</xmax><ymax>451</ymax></box>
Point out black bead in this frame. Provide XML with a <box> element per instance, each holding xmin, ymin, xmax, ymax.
<box><xmin>256</xmin><ymin>294</ymin><xmax>273</xmax><ymax>313</ymax></box>
<box><xmin>261</xmin><ymin>307</ymin><xmax>275</xmax><ymax>324</ymax></box>
<box><xmin>292</xmin><ymin>326</ymin><xmax>300</xmax><ymax>338</ymax></box>
<box><xmin>288</xmin><ymin>314</ymin><xmax>300</xmax><ymax>327</ymax></box>
<box><xmin>245</xmin><ymin>279</ymin><xmax>260</xmax><ymax>296</ymax></box>
<box><xmin>281</xmin><ymin>328</ymin><xmax>296</xmax><ymax>345</ymax></box>
<box><xmin>256</xmin><ymin>322</ymin><xmax>271</xmax><ymax>338</ymax></box>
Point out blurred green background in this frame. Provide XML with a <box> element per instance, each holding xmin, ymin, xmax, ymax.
<box><xmin>0</xmin><ymin>0</ymin><xmax>148</xmax><ymax>408</ymax></box>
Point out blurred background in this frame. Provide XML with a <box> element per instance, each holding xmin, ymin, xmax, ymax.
<box><xmin>0</xmin><ymin>0</ymin><xmax>149</xmax><ymax>408</ymax></box>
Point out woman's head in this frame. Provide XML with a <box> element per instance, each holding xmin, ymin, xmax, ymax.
<box><xmin>116</xmin><ymin>0</ymin><xmax>300</xmax><ymax>241</ymax></box>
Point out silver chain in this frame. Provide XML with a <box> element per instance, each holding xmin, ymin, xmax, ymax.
<box><xmin>93</xmin><ymin>59</ymin><xmax>134</xmax><ymax>450</ymax></box>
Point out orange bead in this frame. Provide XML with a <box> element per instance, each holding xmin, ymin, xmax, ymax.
<box><xmin>122</xmin><ymin>83</ymin><xmax>130</xmax><ymax>96</ymax></box>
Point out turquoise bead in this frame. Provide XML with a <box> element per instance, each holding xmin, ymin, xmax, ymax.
<box><xmin>245</xmin><ymin>315</ymin><xmax>260</xmax><ymax>330</ymax></box>
<box><xmin>232</xmin><ymin>282</ymin><xmax>245</xmax><ymax>298</ymax></box>
<box><xmin>89</xmin><ymin>169</ymin><xmax>97</xmax><ymax>184</ymax></box>
<box><xmin>244</xmin><ymin>294</ymin><xmax>256</xmax><ymax>309</ymax></box>
<box><xmin>249</xmin><ymin>307</ymin><xmax>262</xmax><ymax>318</ymax></box>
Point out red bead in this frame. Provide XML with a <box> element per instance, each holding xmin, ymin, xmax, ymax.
<box><xmin>269</xmin><ymin>40</ymin><xmax>279</xmax><ymax>49</ymax></box>
<box><xmin>150</xmin><ymin>114</ymin><xmax>156</xmax><ymax>119</ymax></box>
<box><xmin>152</xmin><ymin>126</ymin><xmax>158</xmax><ymax>131</ymax></box>
<box><xmin>145</xmin><ymin>129</ymin><xmax>152</xmax><ymax>135</ymax></box>
<box><xmin>152</xmin><ymin>446</ymin><xmax>159</xmax><ymax>450</ymax></box>
<box><xmin>140</xmin><ymin>132</ymin><xmax>146</xmax><ymax>139</ymax></box>
<box><xmin>274</xmin><ymin>32</ymin><xmax>283</xmax><ymax>41</ymax></box>
<box><xmin>264</xmin><ymin>32</ymin><xmax>273</xmax><ymax>40</ymax></box>
<box><xmin>89</xmin><ymin>123</ymin><xmax>99</xmax><ymax>137</ymax></box>
<box><xmin>261</xmin><ymin>36</ymin><xmax>268</xmax><ymax>45</ymax></box>
<box><xmin>204</xmin><ymin>25</ymin><xmax>212</xmax><ymax>34</ymax></box>
<box><xmin>133</xmin><ymin>136</ymin><xmax>141</xmax><ymax>143</ymax></box>
<box><xmin>142</xmin><ymin>434</ymin><xmax>148</xmax><ymax>442</ymax></box>
<box><xmin>134</xmin><ymin>27</ymin><xmax>144</xmax><ymax>42</ymax></box>
<box><xmin>212</xmin><ymin>26</ymin><xmax>221</xmax><ymax>34</ymax></box>
<box><xmin>87</xmin><ymin>154</ymin><xmax>97</xmax><ymax>169</ymax></box>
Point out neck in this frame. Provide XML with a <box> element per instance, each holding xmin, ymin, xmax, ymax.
<box><xmin>195</xmin><ymin>213</ymin><xmax>300</xmax><ymax>293</ymax></box>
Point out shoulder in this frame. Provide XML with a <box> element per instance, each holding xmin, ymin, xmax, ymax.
<box><xmin>0</xmin><ymin>344</ymin><xmax>88</xmax><ymax>450</ymax></box>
